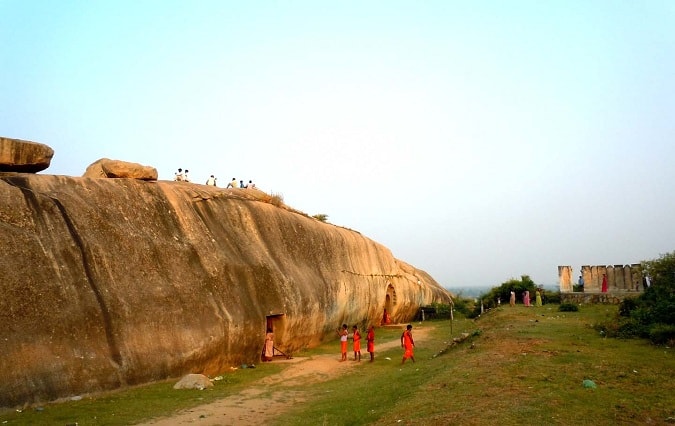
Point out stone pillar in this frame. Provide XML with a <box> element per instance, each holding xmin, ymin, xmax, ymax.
<box><xmin>630</xmin><ymin>264</ymin><xmax>642</xmax><ymax>291</ymax></box>
<box><xmin>621</xmin><ymin>265</ymin><xmax>630</xmax><ymax>291</ymax></box>
<box><xmin>589</xmin><ymin>266</ymin><xmax>600</xmax><ymax>292</ymax></box>
<box><xmin>581</xmin><ymin>266</ymin><xmax>592</xmax><ymax>292</ymax></box>
<box><xmin>607</xmin><ymin>265</ymin><xmax>616</xmax><ymax>290</ymax></box>
<box><xmin>558</xmin><ymin>266</ymin><xmax>573</xmax><ymax>292</ymax></box>
<box><xmin>613</xmin><ymin>265</ymin><xmax>625</xmax><ymax>290</ymax></box>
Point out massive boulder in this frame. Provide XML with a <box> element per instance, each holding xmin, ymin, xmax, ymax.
<box><xmin>0</xmin><ymin>137</ymin><xmax>54</xmax><ymax>173</ymax></box>
<box><xmin>83</xmin><ymin>158</ymin><xmax>158</xmax><ymax>180</ymax></box>
<box><xmin>0</xmin><ymin>174</ymin><xmax>452</xmax><ymax>407</ymax></box>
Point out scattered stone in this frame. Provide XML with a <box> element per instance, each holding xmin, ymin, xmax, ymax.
<box><xmin>173</xmin><ymin>374</ymin><xmax>214</xmax><ymax>390</ymax></box>
<box><xmin>83</xmin><ymin>158</ymin><xmax>158</xmax><ymax>181</ymax></box>
<box><xmin>0</xmin><ymin>137</ymin><xmax>54</xmax><ymax>173</ymax></box>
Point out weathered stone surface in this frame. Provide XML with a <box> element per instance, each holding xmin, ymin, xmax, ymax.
<box><xmin>173</xmin><ymin>374</ymin><xmax>213</xmax><ymax>390</ymax></box>
<box><xmin>83</xmin><ymin>158</ymin><xmax>158</xmax><ymax>180</ymax></box>
<box><xmin>0</xmin><ymin>137</ymin><xmax>54</xmax><ymax>173</ymax></box>
<box><xmin>0</xmin><ymin>174</ymin><xmax>452</xmax><ymax>407</ymax></box>
<box><xmin>560</xmin><ymin>292</ymin><xmax>640</xmax><ymax>305</ymax></box>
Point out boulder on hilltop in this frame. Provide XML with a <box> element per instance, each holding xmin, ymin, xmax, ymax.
<box><xmin>83</xmin><ymin>158</ymin><xmax>158</xmax><ymax>180</ymax></box>
<box><xmin>0</xmin><ymin>137</ymin><xmax>54</xmax><ymax>173</ymax></box>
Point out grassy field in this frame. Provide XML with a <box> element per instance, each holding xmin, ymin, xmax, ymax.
<box><xmin>1</xmin><ymin>304</ymin><xmax>673</xmax><ymax>425</ymax></box>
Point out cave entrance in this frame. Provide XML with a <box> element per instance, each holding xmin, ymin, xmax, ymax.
<box><xmin>383</xmin><ymin>283</ymin><xmax>397</xmax><ymax>324</ymax></box>
<box><xmin>264</xmin><ymin>313</ymin><xmax>291</xmax><ymax>359</ymax></box>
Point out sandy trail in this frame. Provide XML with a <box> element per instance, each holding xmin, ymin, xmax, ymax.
<box><xmin>140</xmin><ymin>326</ymin><xmax>431</xmax><ymax>426</ymax></box>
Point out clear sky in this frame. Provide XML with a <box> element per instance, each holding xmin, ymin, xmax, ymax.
<box><xmin>2</xmin><ymin>1</ymin><xmax>674</xmax><ymax>288</ymax></box>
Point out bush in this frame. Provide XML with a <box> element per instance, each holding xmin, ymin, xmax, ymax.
<box><xmin>312</xmin><ymin>214</ymin><xmax>328</xmax><ymax>222</ymax></box>
<box><xmin>648</xmin><ymin>323</ymin><xmax>675</xmax><ymax>345</ymax></box>
<box><xmin>476</xmin><ymin>275</ymin><xmax>539</xmax><ymax>311</ymax></box>
<box><xmin>618</xmin><ymin>297</ymin><xmax>638</xmax><ymax>317</ymax></box>
<box><xmin>544</xmin><ymin>290</ymin><xmax>561</xmax><ymax>304</ymax></box>
<box><xmin>269</xmin><ymin>192</ymin><xmax>284</xmax><ymax>207</ymax></box>
<box><xmin>595</xmin><ymin>251</ymin><xmax>675</xmax><ymax>344</ymax></box>
<box><xmin>451</xmin><ymin>296</ymin><xmax>474</xmax><ymax>317</ymax></box>
<box><xmin>559</xmin><ymin>302</ymin><xmax>579</xmax><ymax>312</ymax></box>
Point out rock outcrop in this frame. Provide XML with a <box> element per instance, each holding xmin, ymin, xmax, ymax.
<box><xmin>0</xmin><ymin>137</ymin><xmax>54</xmax><ymax>173</ymax></box>
<box><xmin>173</xmin><ymin>374</ymin><xmax>214</xmax><ymax>390</ymax></box>
<box><xmin>83</xmin><ymin>158</ymin><xmax>158</xmax><ymax>180</ymax></box>
<box><xmin>0</xmin><ymin>173</ymin><xmax>452</xmax><ymax>407</ymax></box>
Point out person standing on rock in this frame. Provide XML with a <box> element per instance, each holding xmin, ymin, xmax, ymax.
<box><xmin>401</xmin><ymin>324</ymin><xmax>415</xmax><ymax>364</ymax></box>
<box><xmin>352</xmin><ymin>325</ymin><xmax>362</xmax><ymax>362</ymax></box>
<box><xmin>336</xmin><ymin>324</ymin><xmax>348</xmax><ymax>362</ymax></box>
<box><xmin>366</xmin><ymin>325</ymin><xmax>375</xmax><ymax>362</ymax></box>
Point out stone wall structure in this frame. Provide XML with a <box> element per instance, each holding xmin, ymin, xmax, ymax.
<box><xmin>558</xmin><ymin>264</ymin><xmax>643</xmax><ymax>293</ymax></box>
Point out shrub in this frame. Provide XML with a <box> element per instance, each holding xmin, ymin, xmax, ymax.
<box><xmin>559</xmin><ymin>302</ymin><xmax>579</xmax><ymax>312</ymax></box>
<box><xmin>648</xmin><ymin>323</ymin><xmax>675</xmax><ymax>345</ymax></box>
<box><xmin>618</xmin><ymin>297</ymin><xmax>639</xmax><ymax>317</ymax></box>
<box><xmin>269</xmin><ymin>192</ymin><xmax>284</xmax><ymax>207</ymax></box>
<box><xmin>476</xmin><ymin>275</ymin><xmax>539</xmax><ymax>311</ymax></box>
<box><xmin>544</xmin><ymin>290</ymin><xmax>561</xmax><ymax>304</ymax></box>
<box><xmin>451</xmin><ymin>296</ymin><xmax>474</xmax><ymax>317</ymax></box>
<box><xmin>312</xmin><ymin>214</ymin><xmax>328</xmax><ymax>222</ymax></box>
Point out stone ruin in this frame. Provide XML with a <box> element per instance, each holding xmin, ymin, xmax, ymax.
<box><xmin>558</xmin><ymin>264</ymin><xmax>643</xmax><ymax>293</ymax></box>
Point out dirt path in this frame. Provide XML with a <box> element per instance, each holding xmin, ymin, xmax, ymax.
<box><xmin>140</xmin><ymin>326</ymin><xmax>432</xmax><ymax>426</ymax></box>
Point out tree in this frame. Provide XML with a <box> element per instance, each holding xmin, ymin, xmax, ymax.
<box><xmin>612</xmin><ymin>251</ymin><xmax>675</xmax><ymax>344</ymax></box>
<box><xmin>470</xmin><ymin>275</ymin><xmax>538</xmax><ymax>317</ymax></box>
<box><xmin>639</xmin><ymin>251</ymin><xmax>675</xmax><ymax>325</ymax></box>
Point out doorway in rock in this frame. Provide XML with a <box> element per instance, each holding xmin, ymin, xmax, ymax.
<box><xmin>265</xmin><ymin>313</ymin><xmax>290</xmax><ymax>359</ymax></box>
<box><xmin>384</xmin><ymin>283</ymin><xmax>397</xmax><ymax>323</ymax></box>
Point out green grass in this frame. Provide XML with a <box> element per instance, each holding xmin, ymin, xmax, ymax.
<box><xmin>273</xmin><ymin>306</ymin><xmax>674</xmax><ymax>425</ymax></box>
<box><xmin>0</xmin><ymin>364</ymin><xmax>285</xmax><ymax>425</ymax></box>
<box><xmin>1</xmin><ymin>305</ymin><xmax>673</xmax><ymax>425</ymax></box>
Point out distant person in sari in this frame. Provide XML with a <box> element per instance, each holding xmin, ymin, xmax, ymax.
<box><xmin>401</xmin><ymin>324</ymin><xmax>415</xmax><ymax>364</ymax></box>
<box><xmin>263</xmin><ymin>327</ymin><xmax>274</xmax><ymax>362</ymax></box>
<box><xmin>336</xmin><ymin>324</ymin><xmax>348</xmax><ymax>361</ymax></box>
<box><xmin>509</xmin><ymin>290</ymin><xmax>516</xmax><ymax>307</ymax></box>
<box><xmin>352</xmin><ymin>325</ymin><xmax>362</xmax><ymax>362</ymax></box>
<box><xmin>523</xmin><ymin>290</ymin><xmax>531</xmax><ymax>307</ymax></box>
<box><xmin>366</xmin><ymin>325</ymin><xmax>375</xmax><ymax>362</ymax></box>
<box><xmin>535</xmin><ymin>289</ymin><xmax>542</xmax><ymax>307</ymax></box>
<box><xmin>601</xmin><ymin>274</ymin><xmax>608</xmax><ymax>292</ymax></box>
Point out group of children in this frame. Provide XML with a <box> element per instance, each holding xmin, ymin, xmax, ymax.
<box><xmin>336</xmin><ymin>323</ymin><xmax>415</xmax><ymax>365</ymax></box>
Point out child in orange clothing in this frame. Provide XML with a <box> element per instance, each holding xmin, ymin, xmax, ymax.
<box><xmin>366</xmin><ymin>325</ymin><xmax>375</xmax><ymax>362</ymax></box>
<box><xmin>352</xmin><ymin>325</ymin><xmax>362</xmax><ymax>361</ymax></box>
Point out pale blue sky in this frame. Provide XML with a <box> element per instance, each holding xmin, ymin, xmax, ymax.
<box><xmin>2</xmin><ymin>1</ymin><xmax>674</xmax><ymax>288</ymax></box>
